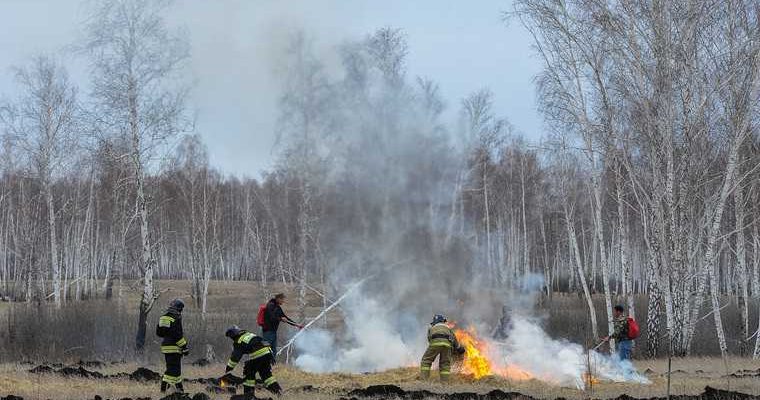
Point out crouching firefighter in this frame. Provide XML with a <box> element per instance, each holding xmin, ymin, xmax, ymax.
<box><xmin>224</xmin><ymin>325</ymin><xmax>282</xmax><ymax>396</ymax></box>
<box><xmin>420</xmin><ymin>314</ymin><xmax>464</xmax><ymax>382</ymax></box>
<box><xmin>156</xmin><ymin>299</ymin><xmax>189</xmax><ymax>393</ymax></box>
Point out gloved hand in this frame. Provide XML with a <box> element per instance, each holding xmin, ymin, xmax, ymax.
<box><xmin>456</xmin><ymin>346</ymin><xmax>466</xmax><ymax>355</ymax></box>
<box><xmin>220</xmin><ymin>373</ymin><xmax>244</xmax><ymax>386</ymax></box>
<box><xmin>182</xmin><ymin>347</ymin><xmax>190</xmax><ymax>356</ymax></box>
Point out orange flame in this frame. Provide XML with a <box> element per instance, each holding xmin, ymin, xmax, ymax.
<box><xmin>583</xmin><ymin>372</ymin><xmax>600</xmax><ymax>387</ymax></box>
<box><xmin>454</xmin><ymin>326</ymin><xmax>492</xmax><ymax>379</ymax></box>
<box><xmin>453</xmin><ymin>326</ymin><xmax>533</xmax><ymax>381</ymax></box>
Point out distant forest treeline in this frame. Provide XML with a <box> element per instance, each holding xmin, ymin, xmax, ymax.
<box><xmin>1</xmin><ymin>0</ymin><xmax>760</xmax><ymax>359</ymax></box>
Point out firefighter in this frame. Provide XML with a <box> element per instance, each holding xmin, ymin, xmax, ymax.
<box><xmin>224</xmin><ymin>325</ymin><xmax>282</xmax><ymax>396</ymax></box>
<box><xmin>420</xmin><ymin>314</ymin><xmax>464</xmax><ymax>382</ymax></box>
<box><xmin>156</xmin><ymin>298</ymin><xmax>189</xmax><ymax>393</ymax></box>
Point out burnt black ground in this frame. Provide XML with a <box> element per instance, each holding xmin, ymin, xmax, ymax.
<box><xmin>343</xmin><ymin>385</ymin><xmax>760</xmax><ymax>400</ymax></box>
<box><xmin>17</xmin><ymin>365</ymin><xmax>760</xmax><ymax>400</ymax></box>
<box><xmin>2</xmin><ymin>386</ymin><xmax>760</xmax><ymax>400</ymax></box>
<box><xmin>28</xmin><ymin>364</ymin><xmax>158</xmax><ymax>381</ymax></box>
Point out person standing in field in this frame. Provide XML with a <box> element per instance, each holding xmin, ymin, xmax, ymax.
<box><xmin>420</xmin><ymin>314</ymin><xmax>464</xmax><ymax>382</ymax></box>
<box><xmin>156</xmin><ymin>299</ymin><xmax>189</xmax><ymax>393</ymax></box>
<box><xmin>603</xmin><ymin>304</ymin><xmax>634</xmax><ymax>361</ymax></box>
<box><xmin>259</xmin><ymin>293</ymin><xmax>303</xmax><ymax>359</ymax></box>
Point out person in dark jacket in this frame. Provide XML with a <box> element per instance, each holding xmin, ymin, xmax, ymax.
<box><xmin>224</xmin><ymin>325</ymin><xmax>282</xmax><ymax>396</ymax></box>
<box><xmin>603</xmin><ymin>304</ymin><xmax>633</xmax><ymax>361</ymax></box>
<box><xmin>156</xmin><ymin>299</ymin><xmax>189</xmax><ymax>393</ymax></box>
<box><xmin>262</xmin><ymin>293</ymin><xmax>303</xmax><ymax>359</ymax></box>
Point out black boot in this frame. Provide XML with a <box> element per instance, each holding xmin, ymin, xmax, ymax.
<box><xmin>267</xmin><ymin>382</ymin><xmax>282</xmax><ymax>396</ymax></box>
<box><xmin>160</xmin><ymin>381</ymin><xmax>169</xmax><ymax>393</ymax></box>
<box><xmin>243</xmin><ymin>385</ymin><xmax>256</xmax><ymax>399</ymax></box>
<box><xmin>175</xmin><ymin>383</ymin><xmax>184</xmax><ymax>393</ymax></box>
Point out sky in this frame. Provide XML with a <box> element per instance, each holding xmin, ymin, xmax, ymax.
<box><xmin>0</xmin><ymin>0</ymin><xmax>543</xmax><ymax>178</ymax></box>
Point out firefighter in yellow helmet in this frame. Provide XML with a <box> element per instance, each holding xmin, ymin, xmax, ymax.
<box><xmin>420</xmin><ymin>314</ymin><xmax>464</xmax><ymax>382</ymax></box>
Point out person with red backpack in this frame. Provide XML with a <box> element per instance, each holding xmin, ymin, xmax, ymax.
<box><xmin>602</xmin><ymin>304</ymin><xmax>639</xmax><ymax>361</ymax></box>
<box><xmin>257</xmin><ymin>293</ymin><xmax>303</xmax><ymax>360</ymax></box>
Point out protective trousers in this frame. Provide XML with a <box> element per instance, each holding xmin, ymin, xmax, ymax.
<box><xmin>162</xmin><ymin>353</ymin><xmax>183</xmax><ymax>391</ymax></box>
<box><xmin>242</xmin><ymin>354</ymin><xmax>281</xmax><ymax>395</ymax></box>
<box><xmin>420</xmin><ymin>344</ymin><xmax>452</xmax><ymax>381</ymax></box>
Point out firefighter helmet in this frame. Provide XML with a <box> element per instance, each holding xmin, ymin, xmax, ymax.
<box><xmin>225</xmin><ymin>325</ymin><xmax>242</xmax><ymax>339</ymax></box>
<box><xmin>169</xmin><ymin>298</ymin><xmax>185</xmax><ymax>312</ymax></box>
<box><xmin>432</xmin><ymin>314</ymin><xmax>447</xmax><ymax>324</ymax></box>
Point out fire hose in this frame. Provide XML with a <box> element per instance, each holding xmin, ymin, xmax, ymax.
<box><xmin>276</xmin><ymin>258</ymin><xmax>412</xmax><ymax>357</ymax></box>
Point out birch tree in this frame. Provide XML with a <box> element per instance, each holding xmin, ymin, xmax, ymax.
<box><xmin>514</xmin><ymin>0</ymin><xmax>616</xmax><ymax>343</ymax></box>
<box><xmin>0</xmin><ymin>56</ymin><xmax>78</xmax><ymax>308</ymax></box>
<box><xmin>166</xmin><ymin>134</ymin><xmax>218</xmax><ymax>317</ymax></box>
<box><xmin>82</xmin><ymin>0</ymin><xmax>190</xmax><ymax>352</ymax></box>
<box><xmin>461</xmin><ymin>89</ymin><xmax>507</xmax><ymax>284</ymax></box>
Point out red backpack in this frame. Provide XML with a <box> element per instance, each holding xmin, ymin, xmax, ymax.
<box><xmin>627</xmin><ymin>317</ymin><xmax>640</xmax><ymax>339</ymax></box>
<box><xmin>257</xmin><ymin>304</ymin><xmax>267</xmax><ymax>328</ymax></box>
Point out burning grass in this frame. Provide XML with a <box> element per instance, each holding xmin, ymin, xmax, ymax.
<box><xmin>453</xmin><ymin>326</ymin><xmax>533</xmax><ymax>381</ymax></box>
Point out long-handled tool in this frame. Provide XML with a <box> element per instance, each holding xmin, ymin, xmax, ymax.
<box><xmin>591</xmin><ymin>339</ymin><xmax>608</xmax><ymax>351</ymax></box>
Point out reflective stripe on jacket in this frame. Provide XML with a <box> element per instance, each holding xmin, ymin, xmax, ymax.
<box><xmin>227</xmin><ymin>330</ymin><xmax>273</xmax><ymax>370</ymax></box>
<box><xmin>427</xmin><ymin>323</ymin><xmax>458</xmax><ymax>348</ymax></box>
<box><xmin>158</xmin><ymin>313</ymin><xmax>188</xmax><ymax>353</ymax></box>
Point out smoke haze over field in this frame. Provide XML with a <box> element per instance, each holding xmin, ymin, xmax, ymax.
<box><xmin>295</xmin><ymin>272</ymin><xmax>651</xmax><ymax>388</ymax></box>
<box><xmin>501</xmin><ymin>316</ymin><xmax>650</xmax><ymax>388</ymax></box>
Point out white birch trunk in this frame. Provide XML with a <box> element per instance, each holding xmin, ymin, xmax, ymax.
<box><xmin>735</xmin><ymin>183</ymin><xmax>749</xmax><ymax>354</ymax></box>
<box><xmin>591</xmin><ymin>174</ymin><xmax>614</xmax><ymax>348</ymax></box>
<box><xmin>703</xmin><ymin>128</ymin><xmax>745</xmax><ymax>359</ymax></box>
<box><xmin>131</xmin><ymin>79</ymin><xmax>157</xmax><ymax>352</ymax></box>
<box><xmin>565</xmin><ymin>204</ymin><xmax>598</xmax><ymax>340</ymax></box>
<box><xmin>44</xmin><ymin>175</ymin><xmax>61</xmax><ymax>308</ymax></box>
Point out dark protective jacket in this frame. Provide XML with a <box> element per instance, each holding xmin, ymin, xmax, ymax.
<box><xmin>157</xmin><ymin>309</ymin><xmax>188</xmax><ymax>354</ymax></box>
<box><xmin>427</xmin><ymin>323</ymin><xmax>461</xmax><ymax>349</ymax></box>
<box><xmin>263</xmin><ymin>299</ymin><xmax>287</xmax><ymax>332</ymax></box>
<box><xmin>610</xmin><ymin>316</ymin><xmax>629</xmax><ymax>341</ymax></box>
<box><xmin>226</xmin><ymin>330</ymin><xmax>273</xmax><ymax>372</ymax></box>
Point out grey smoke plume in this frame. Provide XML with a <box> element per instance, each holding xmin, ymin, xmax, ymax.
<box><xmin>497</xmin><ymin>316</ymin><xmax>650</xmax><ymax>388</ymax></box>
<box><xmin>295</xmin><ymin>274</ymin><xmax>650</xmax><ymax>388</ymax></box>
<box><xmin>294</xmin><ymin>293</ymin><xmax>421</xmax><ymax>372</ymax></box>
<box><xmin>274</xmin><ymin>28</ymin><xmax>648</xmax><ymax>388</ymax></box>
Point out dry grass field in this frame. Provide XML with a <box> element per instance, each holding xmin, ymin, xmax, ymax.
<box><xmin>3</xmin><ymin>281</ymin><xmax>760</xmax><ymax>399</ymax></box>
<box><xmin>0</xmin><ymin>357</ymin><xmax>759</xmax><ymax>400</ymax></box>
<box><xmin>2</xmin><ymin>279</ymin><xmax>752</xmax><ymax>363</ymax></box>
